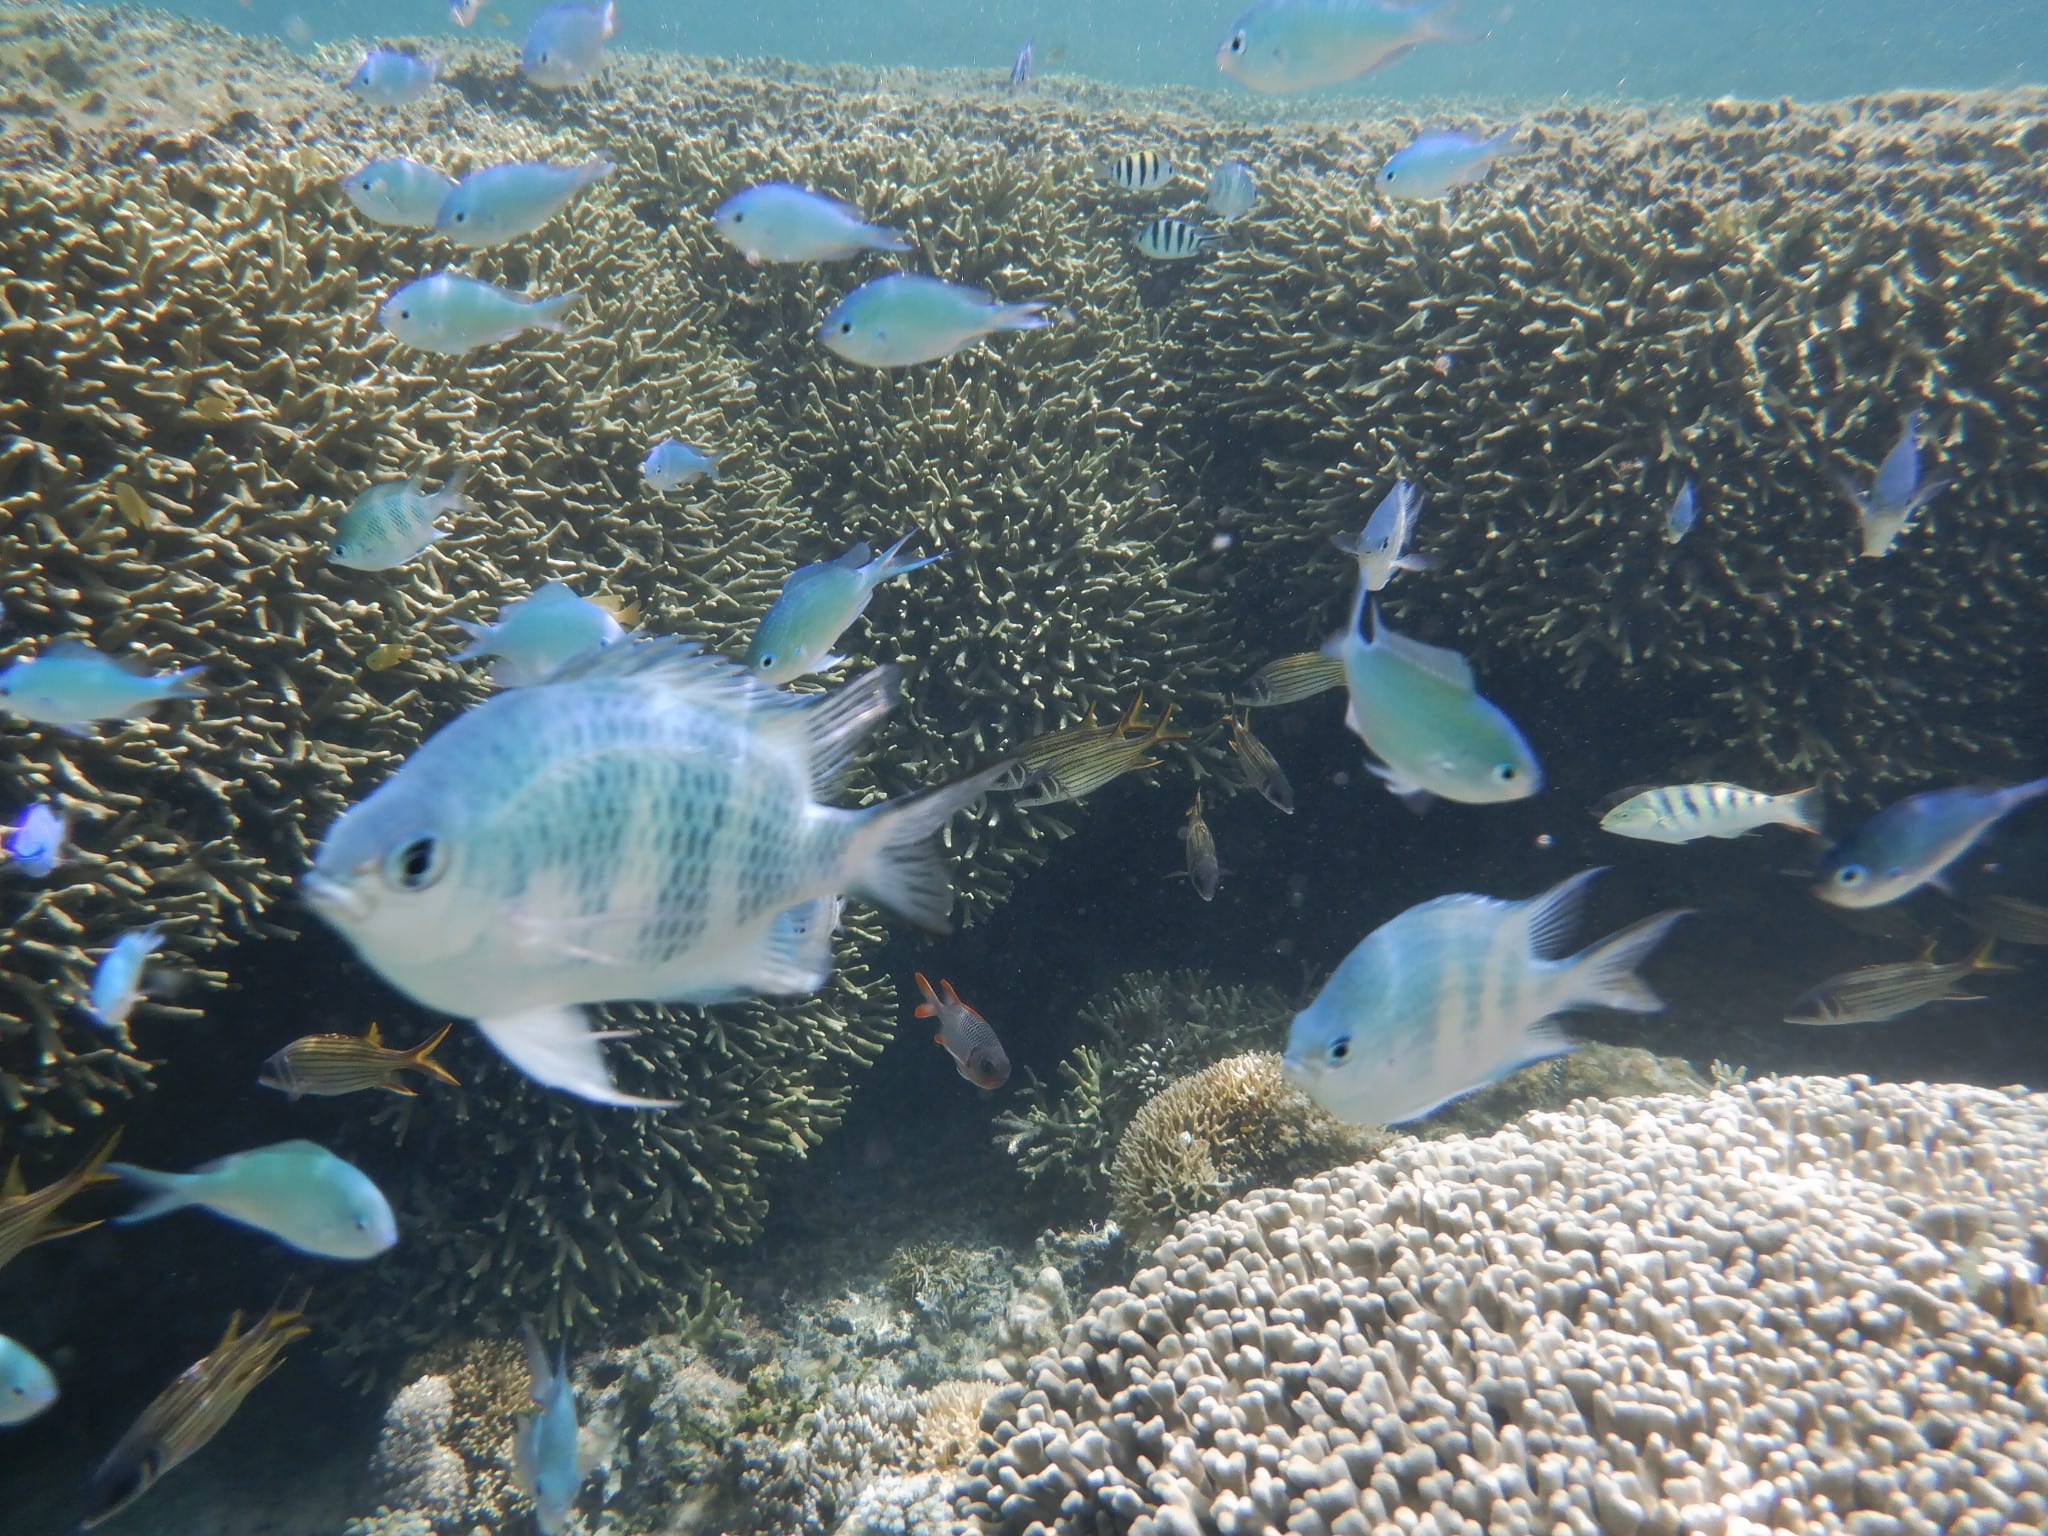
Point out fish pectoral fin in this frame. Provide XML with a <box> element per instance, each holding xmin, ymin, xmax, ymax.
<box><xmin>471</xmin><ymin>1008</ymin><xmax>678</xmax><ymax>1109</ymax></box>
<box><xmin>1365</xmin><ymin>760</ymin><xmax>1434</xmax><ymax>811</ymax></box>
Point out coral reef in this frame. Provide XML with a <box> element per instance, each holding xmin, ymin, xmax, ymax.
<box><xmin>1106</xmin><ymin>1052</ymin><xmax>1385</xmax><ymax>1245</ymax></box>
<box><xmin>996</xmin><ymin>971</ymin><xmax>1295</xmax><ymax>1209</ymax></box>
<box><xmin>961</xmin><ymin>1075</ymin><xmax>2048</xmax><ymax>1535</ymax></box>
<box><xmin>1418</xmin><ymin>1039</ymin><xmax>1710</xmax><ymax>1139</ymax></box>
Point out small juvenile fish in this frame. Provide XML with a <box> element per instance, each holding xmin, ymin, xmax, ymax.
<box><xmin>711</xmin><ymin>183</ymin><xmax>912</xmax><ymax>266</ymax></box>
<box><xmin>819</xmin><ymin>275</ymin><xmax>1054</xmax><ymax>368</ymax></box>
<box><xmin>1106</xmin><ymin>150</ymin><xmax>1173</xmax><ymax>191</ymax></box>
<box><xmin>1134</xmin><ymin>216</ymin><xmax>1223</xmax><ymax>262</ymax></box>
<box><xmin>1217</xmin><ymin>0</ymin><xmax>1482</xmax><ymax>93</ymax></box>
<box><xmin>914</xmin><ymin>973</ymin><xmax>1009</xmax><ymax>1089</ymax></box>
<box><xmin>1663</xmin><ymin>479</ymin><xmax>1698</xmax><ymax>544</ymax></box>
<box><xmin>329</xmin><ymin>467</ymin><xmax>472</xmax><ymax>572</ymax></box>
<box><xmin>81</xmin><ymin>1298</ymin><xmax>309</xmax><ymax>1529</ymax></box>
<box><xmin>1332</xmin><ymin>479</ymin><xmax>1432</xmax><ymax>592</ymax></box>
<box><xmin>436</xmin><ymin>158</ymin><xmax>615</xmax><ymax>249</ymax></box>
<box><xmin>1283</xmin><ymin>868</ymin><xmax>1687</xmax><ymax>1126</ymax></box>
<box><xmin>745</xmin><ymin>532</ymin><xmax>943</xmax><ymax>685</ymax></box>
<box><xmin>1836</xmin><ymin>409</ymin><xmax>1947</xmax><ymax>558</ymax></box>
<box><xmin>450</xmin><ymin>581</ymin><xmax>625</xmax><ymax>688</ymax></box>
<box><xmin>4</xmin><ymin>801</ymin><xmax>67</xmax><ymax>878</ymax></box>
<box><xmin>112</xmin><ymin>480</ymin><xmax>150</xmax><ymax>526</ymax></box>
<box><xmin>340</xmin><ymin>156</ymin><xmax>456</xmax><ymax>229</ymax></box>
<box><xmin>0</xmin><ymin>1334</ymin><xmax>56</xmax><ymax>1425</ymax></box>
<box><xmin>521</xmin><ymin>0</ymin><xmax>614</xmax><ymax>88</ymax></box>
<box><xmin>1204</xmin><ymin>158</ymin><xmax>1259</xmax><ymax>221</ymax></box>
<box><xmin>1965</xmin><ymin>893</ymin><xmax>2048</xmax><ymax>947</ymax></box>
<box><xmin>0</xmin><ymin>640</ymin><xmax>205</xmax><ymax>737</ymax></box>
<box><xmin>1182</xmin><ymin>791</ymin><xmax>1221</xmax><ymax>901</ymax></box>
<box><xmin>994</xmin><ymin>693</ymin><xmax>1191</xmax><ymax>807</ymax></box>
<box><xmin>1325</xmin><ymin>564</ymin><xmax>1540</xmax><ymax>805</ymax></box>
<box><xmin>1599</xmin><ymin>782</ymin><xmax>1823</xmax><ymax>844</ymax></box>
<box><xmin>107</xmin><ymin>1140</ymin><xmax>397</xmax><ymax>1260</ymax></box>
<box><xmin>85</xmin><ymin>924</ymin><xmax>167</xmax><ymax>1033</ymax></box>
<box><xmin>1785</xmin><ymin>941</ymin><xmax>2008</xmax><ymax>1027</ymax></box>
<box><xmin>379</xmin><ymin>272</ymin><xmax>583</xmax><ymax>356</ymax></box>
<box><xmin>1009</xmin><ymin>40</ymin><xmax>1033</xmax><ymax>91</ymax></box>
<box><xmin>1375</xmin><ymin>127</ymin><xmax>1520</xmax><ymax>201</ymax></box>
<box><xmin>515</xmin><ymin>1325</ymin><xmax>584</xmax><ymax>1535</ymax></box>
<box><xmin>0</xmin><ymin>1132</ymin><xmax>118</xmax><ymax>1274</ymax></box>
<box><xmin>365</xmin><ymin>643</ymin><xmax>413</xmax><ymax>671</ymax></box>
<box><xmin>1227</xmin><ymin>711</ymin><xmax>1294</xmax><ymax>813</ymax></box>
<box><xmin>1233</xmin><ymin>651</ymin><xmax>1346</xmax><ymax>707</ymax></box>
<box><xmin>450</xmin><ymin>0</ymin><xmax>483</xmax><ymax>25</ymax></box>
<box><xmin>1815</xmin><ymin>777</ymin><xmax>2048</xmax><ymax>909</ymax></box>
<box><xmin>259</xmin><ymin>1021</ymin><xmax>460</xmax><ymax>1100</ymax></box>
<box><xmin>345</xmin><ymin>48</ymin><xmax>438</xmax><ymax>108</ymax></box>
<box><xmin>642</xmin><ymin>439</ymin><xmax>721</xmax><ymax>492</ymax></box>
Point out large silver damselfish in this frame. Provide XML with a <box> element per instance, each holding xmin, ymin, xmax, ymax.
<box><xmin>302</xmin><ymin>638</ymin><xmax>1000</xmax><ymax>1107</ymax></box>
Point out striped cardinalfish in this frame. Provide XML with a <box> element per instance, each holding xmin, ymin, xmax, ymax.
<box><xmin>82</xmin><ymin>1295</ymin><xmax>311</xmax><ymax>1529</ymax></box>
<box><xmin>0</xmin><ymin>1132</ymin><xmax>119</xmax><ymax>1274</ymax></box>
<box><xmin>993</xmin><ymin>692</ymin><xmax>1191</xmax><ymax>806</ymax></box>
<box><xmin>1233</xmin><ymin>651</ymin><xmax>1345</xmax><ymax>708</ymax></box>
<box><xmin>258</xmin><ymin>1022</ymin><xmax>460</xmax><ymax>1100</ymax></box>
<box><xmin>914</xmin><ymin>973</ymin><xmax>1009</xmax><ymax>1089</ymax></box>
<box><xmin>1227</xmin><ymin>712</ymin><xmax>1294</xmax><ymax>814</ymax></box>
<box><xmin>1965</xmin><ymin>893</ymin><xmax>2048</xmax><ymax>947</ymax></box>
<box><xmin>1181</xmin><ymin>792</ymin><xmax>1221</xmax><ymax>901</ymax></box>
<box><xmin>1133</xmin><ymin>216</ymin><xmax>1223</xmax><ymax>261</ymax></box>
<box><xmin>1105</xmin><ymin>149</ymin><xmax>1173</xmax><ymax>191</ymax></box>
<box><xmin>1784</xmin><ymin>941</ymin><xmax>2011</xmax><ymax>1026</ymax></box>
<box><xmin>1599</xmin><ymin>782</ymin><xmax>1824</xmax><ymax>844</ymax></box>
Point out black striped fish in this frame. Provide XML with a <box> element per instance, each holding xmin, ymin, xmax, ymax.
<box><xmin>1599</xmin><ymin>782</ymin><xmax>1823</xmax><ymax>844</ymax></box>
<box><xmin>1105</xmin><ymin>150</ymin><xmax>1173</xmax><ymax>191</ymax></box>
<box><xmin>1133</xmin><ymin>216</ymin><xmax>1223</xmax><ymax>261</ymax></box>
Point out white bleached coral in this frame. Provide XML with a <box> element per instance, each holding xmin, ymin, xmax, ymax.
<box><xmin>960</xmin><ymin>1075</ymin><xmax>2048</xmax><ymax>1536</ymax></box>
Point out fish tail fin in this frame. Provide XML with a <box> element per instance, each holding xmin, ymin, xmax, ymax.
<box><xmin>1323</xmin><ymin>571</ymin><xmax>1372</xmax><ymax>663</ymax></box>
<box><xmin>167</xmin><ymin>666</ymin><xmax>209</xmax><ymax>699</ymax></box>
<box><xmin>405</xmin><ymin>1021</ymin><xmax>462</xmax><ymax>1088</ymax></box>
<box><xmin>867</xmin><ymin>225</ymin><xmax>914</xmax><ymax>252</ymax></box>
<box><xmin>107</xmin><ymin>1164</ymin><xmax>197</xmax><ymax>1224</ymax></box>
<box><xmin>473</xmin><ymin>1007</ymin><xmax>678</xmax><ymax>1109</ymax></box>
<box><xmin>845</xmin><ymin>763</ymin><xmax>1010</xmax><ymax>933</ymax></box>
<box><xmin>872</xmin><ymin>531</ymin><xmax>944</xmax><ymax>582</ymax></box>
<box><xmin>993</xmin><ymin>300</ymin><xmax>1056</xmax><ymax>334</ymax></box>
<box><xmin>1967</xmin><ymin>936</ymin><xmax>2020</xmax><ymax>974</ymax></box>
<box><xmin>439</xmin><ymin>463</ymin><xmax>474</xmax><ymax>510</ymax></box>
<box><xmin>1563</xmin><ymin>908</ymin><xmax>1692</xmax><ymax>1014</ymax></box>
<box><xmin>1779</xmin><ymin>784</ymin><xmax>1827</xmax><ymax>836</ymax></box>
<box><xmin>448</xmin><ymin>619</ymin><xmax>494</xmax><ymax>661</ymax></box>
<box><xmin>532</xmin><ymin>291</ymin><xmax>584</xmax><ymax>334</ymax></box>
<box><xmin>579</xmin><ymin>156</ymin><xmax>617</xmax><ymax>188</ymax></box>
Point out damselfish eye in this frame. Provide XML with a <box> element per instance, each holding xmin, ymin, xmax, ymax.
<box><xmin>1494</xmin><ymin>764</ymin><xmax>1519</xmax><ymax>783</ymax></box>
<box><xmin>839</xmin><ymin>321</ymin><xmax>853</xmax><ymax>334</ymax></box>
<box><xmin>384</xmin><ymin>835</ymin><xmax>445</xmax><ymax>892</ymax></box>
<box><xmin>1229</xmin><ymin>32</ymin><xmax>1245</xmax><ymax>52</ymax></box>
<box><xmin>756</xmin><ymin>654</ymin><xmax>775</xmax><ymax>670</ymax></box>
<box><xmin>1328</xmin><ymin>1036</ymin><xmax>1351</xmax><ymax>1063</ymax></box>
<box><xmin>731</xmin><ymin>211</ymin><xmax>744</xmax><ymax>223</ymax></box>
<box><xmin>1834</xmin><ymin>865</ymin><xmax>1865</xmax><ymax>886</ymax></box>
<box><xmin>453</xmin><ymin>210</ymin><xmax>466</xmax><ymax>222</ymax></box>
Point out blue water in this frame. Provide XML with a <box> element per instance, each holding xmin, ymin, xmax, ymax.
<box><xmin>161</xmin><ymin>0</ymin><xmax>2046</xmax><ymax>100</ymax></box>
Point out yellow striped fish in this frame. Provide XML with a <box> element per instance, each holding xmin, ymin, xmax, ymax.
<box><xmin>1226</xmin><ymin>711</ymin><xmax>1294</xmax><ymax>814</ymax></box>
<box><xmin>1105</xmin><ymin>149</ymin><xmax>1173</xmax><ymax>191</ymax></box>
<box><xmin>1182</xmin><ymin>791</ymin><xmax>1220</xmax><ymax>901</ymax></box>
<box><xmin>257</xmin><ymin>1021</ymin><xmax>459</xmax><ymax>1100</ymax></box>
<box><xmin>0</xmin><ymin>1132</ymin><xmax>120</xmax><ymax>1274</ymax></box>
<box><xmin>1965</xmin><ymin>893</ymin><xmax>2048</xmax><ymax>947</ymax></box>
<box><xmin>1784</xmin><ymin>941</ymin><xmax>2011</xmax><ymax>1026</ymax></box>
<box><xmin>993</xmin><ymin>692</ymin><xmax>1190</xmax><ymax>807</ymax></box>
<box><xmin>1599</xmin><ymin>782</ymin><xmax>1823</xmax><ymax>844</ymax></box>
<box><xmin>83</xmin><ymin>1295</ymin><xmax>311</xmax><ymax>1528</ymax></box>
<box><xmin>1232</xmin><ymin>652</ymin><xmax>1345</xmax><ymax>708</ymax></box>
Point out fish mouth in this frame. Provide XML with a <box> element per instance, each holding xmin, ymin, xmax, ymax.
<box><xmin>300</xmin><ymin>871</ymin><xmax>370</xmax><ymax>925</ymax></box>
<box><xmin>1279</xmin><ymin>1053</ymin><xmax>1313</xmax><ymax>1089</ymax></box>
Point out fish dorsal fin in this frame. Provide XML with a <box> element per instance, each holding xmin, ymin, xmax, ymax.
<box><xmin>535</xmin><ymin>634</ymin><xmax>742</xmax><ymax>695</ymax></box>
<box><xmin>43</xmin><ymin>638</ymin><xmax>106</xmax><ymax>663</ymax></box>
<box><xmin>939</xmin><ymin>979</ymin><xmax>979</xmax><ymax>1019</ymax></box>
<box><xmin>1370</xmin><ymin>607</ymin><xmax>1476</xmax><ymax>692</ymax></box>
<box><xmin>2</xmin><ymin>1159</ymin><xmax>22</xmax><ymax>1198</ymax></box>
<box><xmin>364</xmin><ymin>1022</ymin><xmax>385</xmax><ymax>1047</ymax></box>
<box><xmin>834</xmin><ymin>541</ymin><xmax>874</xmax><ymax>571</ymax></box>
<box><xmin>1522</xmin><ymin>867</ymin><xmax>1605</xmax><ymax>961</ymax></box>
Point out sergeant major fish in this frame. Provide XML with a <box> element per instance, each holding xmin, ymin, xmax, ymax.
<box><xmin>301</xmin><ymin>640</ymin><xmax>1004</xmax><ymax>1107</ymax></box>
<box><xmin>1009</xmin><ymin>40</ymin><xmax>1033</xmax><ymax>91</ymax></box>
<box><xmin>340</xmin><ymin>156</ymin><xmax>456</xmax><ymax>229</ymax></box>
<box><xmin>450</xmin><ymin>581</ymin><xmax>625</xmax><ymax>687</ymax></box>
<box><xmin>0</xmin><ymin>1334</ymin><xmax>57</xmax><ymax>1426</ymax></box>
<box><xmin>379</xmin><ymin>272</ymin><xmax>582</xmax><ymax>356</ymax></box>
<box><xmin>1105</xmin><ymin>150</ymin><xmax>1173</xmax><ymax>191</ymax></box>
<box><xmin>516</xmin><ymin>1325</ymin><xmax>583</xmax><ymax>1534</ymax></box>
<box><xmin>1324</xmin><ymin>562</ymin><xmax>1540</xmax><ymax>805</ymax></box>
<box><xmin>1217</xmin><ymin>0</ymin><xmax>1481</xmax><ymax>94</ymax></box>
<box><xmin>745</xmin><ymin>533</ymin><xmax>942</xmax><ymax>686</ymax></box>
<box><xmin>819</xmin><ymin>275</ymin><xmax>1054</xmax><ymax>368</ymax></box>
<box><xmin>345</xmin><ymin>48</ymin><xmax>438</xmax><ymax>107</ymax></box>
<box><xmin>914</xmin><ymin>973</ymin><xmax>1009</xmax><ymax>1089</ymax></box>
<box><xmin>1814</xmin><ymin>776</ymin><xmax>2048</xmax><ymax>909</ymax></box>
<box><xmin>1204</xmin><ymin>158</ymin><xmax>1259</xmax><ymax>221</ymax></box>
<box><xmin>1836</xmin><ymin>408</ymin><xmax>1947</xmax><ymax>558</ymax></box>
<box><xmin>0</xmin><ymin>640</ymin><xmax>204</xmax><ymax>737</ymax></box>
<box><xmin>1283</xmin><ymin>868</ymin><xmax>1687</xmax><ymax>1126</ymax></box>
<box><xmin>1133</xmin><ymin>217</ymin><xmax>1223</xmax><ymax>261</ymax></box>
<box><xmin>259</xmin><ymin>1021</ymin><xmax>460</xmax><ymax>1100</ymax></box>
<box><xmin>1599</xmin><ymin>782</ymin><xmax>1823</xmax><ymax>844</ymax></box>
<box><xmin>1374</xmin><ymin>127</ymin><xmax>1520</xmax><ymax>201</ymax></box>
<box><xmin>711</xmin><ymin>183</ymin><xmax>912</xmax><ymax>265</ymax></box>
<box><xmin>1332</xmin><ymin>478</ymin><xmax>1432</xmax><ymax>592</ymax></box>
<box><xmin>436</xmin><ymin>158</ymin><xmax>616</xmax><ymax>248</ymax></box>
<box><xmin>4</xmin><ymin>801</ymin><xmax>67</xmax><ymax>878</ymax></box>
<box><xmin>642</xmin><ymin>439</ymin><xmax>721</xmax><ymax>492</ymax></box>
<box><xmin>106</xmin><ymin>1140</ymin><xmax>397</xmax><ymax>1260</ymax></box>
<box><xmin>521</xmin><ymin>0</ymin><xmax>613</xmax><ymax>89</ymax></box>
<box><xmin>329</xmin><ymin>468</ymin><xmax>472</xmax><ymax>572</ymax></box>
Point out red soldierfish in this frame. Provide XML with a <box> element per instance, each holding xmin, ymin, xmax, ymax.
<box><xmin>914</xmin><ymin>973</ymin><xmax>1010</xmax><ymax>1090</ymax></box>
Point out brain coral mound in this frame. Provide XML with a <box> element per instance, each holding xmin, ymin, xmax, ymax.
<box><xmin>961</xmin><ymin>1075</ymin><xmax>2048</xmax><ymax>1536</ymax></box>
